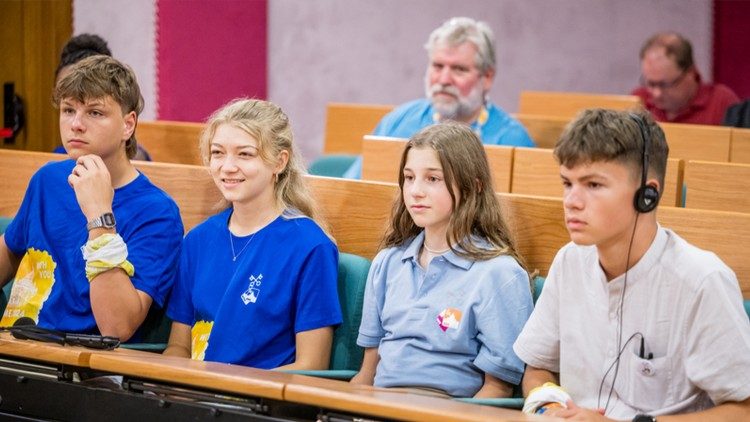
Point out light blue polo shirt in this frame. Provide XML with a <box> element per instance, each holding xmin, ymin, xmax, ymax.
<box><xmin>357</xmin><ymin>231</ymin><xmax>533</xmax><ymax>397</ymax></box>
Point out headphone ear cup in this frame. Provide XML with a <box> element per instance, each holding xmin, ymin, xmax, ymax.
<box><xmin>634</xmin><ymin>185</ymin><xmax>660</xmax><ymax>213</ymax></box>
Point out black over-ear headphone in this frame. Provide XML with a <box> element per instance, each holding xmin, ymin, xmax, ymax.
<box><xmin>630</xmin><ymin>114</ymin><xmax>660</xmax><ymax>213</ymax></box>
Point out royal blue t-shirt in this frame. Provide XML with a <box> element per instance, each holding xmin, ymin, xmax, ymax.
<box><xmin>166</xmin><ymin>209</ymin><xmax>342</xmax><ymax>369</ymax></box>
<box><xmin>3</xmin><ymin>160</ymin><xmax>183</xmax><ymax>335</ymax></box>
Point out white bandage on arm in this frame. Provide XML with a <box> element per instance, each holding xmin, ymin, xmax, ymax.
<box><xmin>81</xmin><ymin>233</ymin><xmax>135</xmax><ymax>282</ymax></box>
<box><xmin>522</xmin><ymin>382</ymin><xmax>572</xmax><ymax>414</ymax></box>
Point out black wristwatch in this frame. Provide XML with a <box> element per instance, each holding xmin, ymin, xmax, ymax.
<box><xmin>633</xmin><ymin>415</ymin><xmax>656</xmax><ymax>422</ymax></box>
<box><xmin>86</xmin><ymin>212</ymin><xmax>116</xmax><ymax>231</ymax></box>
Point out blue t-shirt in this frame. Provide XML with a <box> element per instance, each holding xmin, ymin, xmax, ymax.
<box><xmin>343</xmin><ymin>99</ymin><xmax>535</xmax><ymax>179</ymax></box>
<box><xmin>3</xmin><ymin>160</ymin><xmax>183</xmax><ymax>335</ymax></box>
<box><xmin>357</xmin><ymin>231</ymin><xmax>533</xmax><ymax>397</ymax></box>
<box><xmin>166</xmin><ymin>209</ymin><xmax>343</xmax><ymax>369</ymax></box>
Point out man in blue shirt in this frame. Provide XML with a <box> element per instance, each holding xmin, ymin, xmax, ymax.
<box><xmin>344</xmin><ymin>17</ymin><xmax>534</xmax><ymax>179</ymax></box>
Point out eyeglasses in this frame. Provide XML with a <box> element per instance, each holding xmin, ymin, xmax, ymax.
<box><xmin>640</xmin><ymin>70</ymin><xmax>689</xmax><ymax>91</ymax></box>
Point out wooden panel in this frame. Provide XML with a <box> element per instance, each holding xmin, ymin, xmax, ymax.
<box><xmin>510</xmin><ymin>148</ymin><xmax>561</xmax><ymax>197</ymax></box>
<box><xmin>134</xmin><ymin>160</ymin><xmax>221</xmax><ymax>232</ymax></box>
<box><xmin>360</xmin><ymin>136</ymin><xmax>513</xmax><ymax>192</ymax></box>
<box><xmin>510</xmin><ymin>148</ymin><xmax>683</xmax><ymax>207</ymax></box>
<box><xmin>89</xmin><ymin>353</ymin><xmax>288</xmax><ymax>400</ymax></box>
<box><xmin>284</xmin><ymin>376</ymin><xmax>536</xmax><ymax>422</ymax></box>
<box><xmin>660</xmin><ymin>122</ymin><xmax>731</xmax><ymax>162</ymax></box>
<box><xmin>513</xmin><ymin>113</ymin><xmax>570</xmax><ymax>149</ymax></box>
<box><xmin>0</xmin><ymin>332</ymin><xmax>91</xmax><ymax>367</ymax></box>
<box><xmin>0</xmin><ymin>1</ymin><xmax>72</xmax><ymax>152</ymax></box>
<box><xmin>361</xmin><ymin>135</ymin><xmax>405</xmax><ymax>183</ymax></box>
<box><xmin>518</xmin><ymin>91</ymin><xmax>641</xmax><ymax>119</ymax></box>
<box><xmin>684</xmin><ymin>160</ymin><xmax>750</xmax><ymax>213</ymax></box>
<box><xmin>323</xmin><ymin>103</ymin><xmax>393</xmax><ymax>154</ymax></box>
<box><xmin>659</xmin><ymin>206</ymin><xmax>750</xmax><ymax>298</ymax></box>
<box><xmin>0</xmin><ymin>150</ymin><xmax>64</xmax><ymax>217</ymax></box>
<box><xmin>135</xmin><ymin>120</ymin><xmax>205</xmax><ymax>165</ymax></box>
<box><xmin>308</xmin><ymin>176</ymin><xmax>398</xmax><ymax>260</ymax></box>
<box><xmin>730</xmin><ymin>128</ymin><xmax>750</xmax><ymax>164</ymax></box>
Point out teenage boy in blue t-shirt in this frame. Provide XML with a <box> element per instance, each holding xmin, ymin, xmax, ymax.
<box><xmin>0</xmin><ymin>55</ymin><xmax>183</xmax><ymax>341</ymax></box>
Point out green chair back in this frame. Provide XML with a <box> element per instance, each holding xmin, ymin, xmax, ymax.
<box><xmin>308</xmin><ymin>154</ymin><xmax>358</xmax><ymax>178</ymax></box>
<box><xmin>329</xmin><ymin>252</ymin><xmax>370</xmax><ymax>371</ymax></box>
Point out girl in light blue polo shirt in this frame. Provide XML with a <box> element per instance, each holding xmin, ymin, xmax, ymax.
<box><xmin>163</xmin><ymin>99</ymin><xmax>342</xmax><ymax>369</ymax></box>
<box><xmin>352</xmin><ymin>123</ymin><xmax>533</xmax><ymax>398</ymax></box>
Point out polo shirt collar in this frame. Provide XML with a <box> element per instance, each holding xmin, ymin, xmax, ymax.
<box><xmin>401</xmin><ymin>231</ymin><xmax>475</xmax><ymax>270</ymax></box>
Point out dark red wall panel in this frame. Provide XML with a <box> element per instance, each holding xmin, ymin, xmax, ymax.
<box><xmin>714</xmin><ymin>0</ymin><xmax>750</xmax><ymax>99</ymax></box>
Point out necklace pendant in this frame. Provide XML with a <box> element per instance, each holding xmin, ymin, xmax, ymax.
<box><xmin>233</xmin><ymin>256</ymin><xmax>237</xmax><ymax>262</ymax></box>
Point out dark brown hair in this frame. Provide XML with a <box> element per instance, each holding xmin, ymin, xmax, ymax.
<box><xmin>639</xmin><ymin>32</ymin><xmax>694</xmax><ymax>71</ymax></box>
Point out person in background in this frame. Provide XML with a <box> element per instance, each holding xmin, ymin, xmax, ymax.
<box><xmin>631</xmin><ymin>32</ymin><xmax>739</xmax><ymax>125</ymax></box>
<box><xmin>343</xmin><ymin>17</ymin><xmax>534</xmax><ymax>179</ymax></box>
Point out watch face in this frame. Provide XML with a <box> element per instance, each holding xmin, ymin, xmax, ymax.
<box><xmin>102</xmin><ymin>213</ymin><xmax>116</xmax><ymax>227</ymax></box>
<box><xmin>634</xmin><ymin>415</ymin><xmax>656</xmax><ymax>422</ymax></box>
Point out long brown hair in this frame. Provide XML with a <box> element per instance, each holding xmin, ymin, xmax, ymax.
<box><xmin>199</xmin><ymin>98</ymin><xmax>329</xmax><ymax>233</ymax></box>
<box><xmin>382</xmin><ymin>123</ymin><xmax>526</xmax><ymax>267</ymax></box>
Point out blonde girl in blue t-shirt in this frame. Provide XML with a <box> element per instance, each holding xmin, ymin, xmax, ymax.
<box><xmin>163</xmin><ymin>99</ymin><xmax>341</xmax><ymax>369</ymax></box>
<box><xmin>351</xmin><ymin>122</ymin><xmax>533</xmax><ymax>397</ymax></box>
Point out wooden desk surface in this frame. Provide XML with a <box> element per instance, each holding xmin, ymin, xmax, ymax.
<box><xmin>283</xmin><ymin>376</ymin><xmax>547</xmax><ymax>422</ymax></box>
<box><xmin>88</xmin><ymin>352</ymin><xmax>288</xmax><ymax>400</ymax></box>
<box><xmin>0</xmin><ymin>332</ymin><xmax>152</xmax><ymax>367</ymax></box>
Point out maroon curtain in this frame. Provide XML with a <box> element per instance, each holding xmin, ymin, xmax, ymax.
<box><xmin>713</xmin><ymin>0</ymin><xmax>750</xmax><ymax>99</ymax></box>
<box><xmin>157</xmin><ymin>0</ymin><xmax>268</xmax><ymax>121</ymax></box>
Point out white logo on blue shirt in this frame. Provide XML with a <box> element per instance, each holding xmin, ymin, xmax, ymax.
<box><xmin>241</xmin><ymin>274</ymin><xmax>263</xmax><ymax>305</ymax></box>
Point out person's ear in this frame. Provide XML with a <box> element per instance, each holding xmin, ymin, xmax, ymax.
<box><xmin>482</xmin><ymin>68</ymin><xmax>495</xmax><ymax>92</ymax></box>
<box><xmin>122</xmin><ymin>111</ymin><xmax>137</xmax><ymax>141</ymax></box>
<box><xmin>274</xmin><ymin>150</ymin><xmax>290</xmax><ymax>175</ymax></box>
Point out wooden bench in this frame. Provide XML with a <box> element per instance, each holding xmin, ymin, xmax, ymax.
<box><xmin>518</xmin><ymin>91</ymin><xmax>642</xmax><ymax>119</ymax></box>
<box><xmin>323</xmin><ymin>103</ymin><xmax>393</xmax><ymax>154</ymax></box>
<box><xmin>510</xmin><ymin>147</ymin><xmax>684</xmax><ymax>207</ymax></box>
<box><xmin>659</xmin><ymin>122</ymin><xmax>732</xmax><ymax>162</ymax></box>
<box><xmin>135</xmin><ymin>120</ymin><xmax>205</xmax><ymax>165</ymax></box>
<box><xmin>730</xmin><ymin>128</ymin><xmax>750</xmax><ymax>164</ymax></box>
<box><xmin>512</xmin><ymin>113</ymin><xmax>569</xmax><ymax>149</ymax></box>
<box><xmin>360</xmin><ymin>135</ymin><xmax>514</xmax><ymax>192</ymax></box>
<box><xmin>683</xmin><ymin>160</ymin><xmax>750</xmax><ymax>214</ymax></box>
<box><xmin>3</xmin><ymin>149</ymin><xmax>748</xmax><ymax>298</ymax></box>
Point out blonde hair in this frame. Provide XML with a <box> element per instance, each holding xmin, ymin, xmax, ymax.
<box><xmin>383</xmin><ymin>123</ymin><xmax>526</xmax><ymax>269</ymax></box>
<box><xmin>53</xmin><ymin>55</ymin><xmax>143</xmax><ymax>159</ymax></box>
<box><xmin>199</xmin><ymin>98</ymin><xmax>328</xmax><ymax>232</ymax></box>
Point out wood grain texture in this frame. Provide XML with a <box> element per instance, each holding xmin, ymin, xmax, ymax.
<box><xmin>324</xmin><ymin>103</ymin><xmax>393</xmax><ymax>154</ymax></box>
<box><xmin>361</xmin><ymin>136</ymin><xmax>513</xmax><ymax>192</ymax></box>
<box><xmin>684</xmin><ymin>160</ymin><xmax>750</xmax><ymax>213</ymax></box>
<box><xmin>135</xmin><ymin>120</ymin><xmax>205</xmax><ymax>165</ymax></box>
<box><xmin>0</xmin><ymin>150</ymin><xmax>64</xmax><ymax>217</ymax></box>
<box><xmin>88</xmin><ymin>353</ymin><xmax>288</xmax><ymax>400</ymax></box>
<box><xmin>513</xmin><ymin>113</ymin><xmax>570</xmax><ymax>149</ymax></box>
<box><xmin>518</xmin><ymin>91</ymin><xmax>642</xmax><ymax>119</ymax></box>
<box><xmin>730</xmin><ymin>128</ymin><xmax>750</xmax><ymax>164</ymax></box>
<box><xmin>660</xmin><ymin>122</ymin><xmax>731</xmax><ymax>162</ymax></box>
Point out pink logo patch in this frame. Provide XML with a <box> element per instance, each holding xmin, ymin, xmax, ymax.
<box><xmin>436</xmin><ymin>308</ymin><xmax>462</xmax><ymax>332</ymax></box>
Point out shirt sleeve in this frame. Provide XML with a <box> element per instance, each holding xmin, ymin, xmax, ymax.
<box><xmin>293</xmin><ymin>241</ymin><xmax>343</xmax><ymax>333</ymax></box>
<box><xmin>166</xmin><ymin>236</ymin><xmax>195</xmax><ymax>326</ymax></box>
<box><xmin>513</xmin><ymin>249</ymin><xmax>564</xmax><ymax>373</ymax></box>
<box><xmin>683</xmin><ymin>268</ymin><xmax>750</xmax><ymax>404</ymax></box>
<box><xmin>356</xmin><ymin>249</ymin><xmax>389</xmax><ymax>348</ymax></box>
<box><xmin>3</xmin><ymin>169</ymin><xmax>41</xmax><ymax>255</ymax></box>
<box><xmin>473</xmin><ymin>259</ymin><xmax>533</xmax><ymax>385</ymax></box>
<box><xmin>122</xmin><ymin>200</ymin><xmax>184</xmax><ymax>308</ymax></box>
